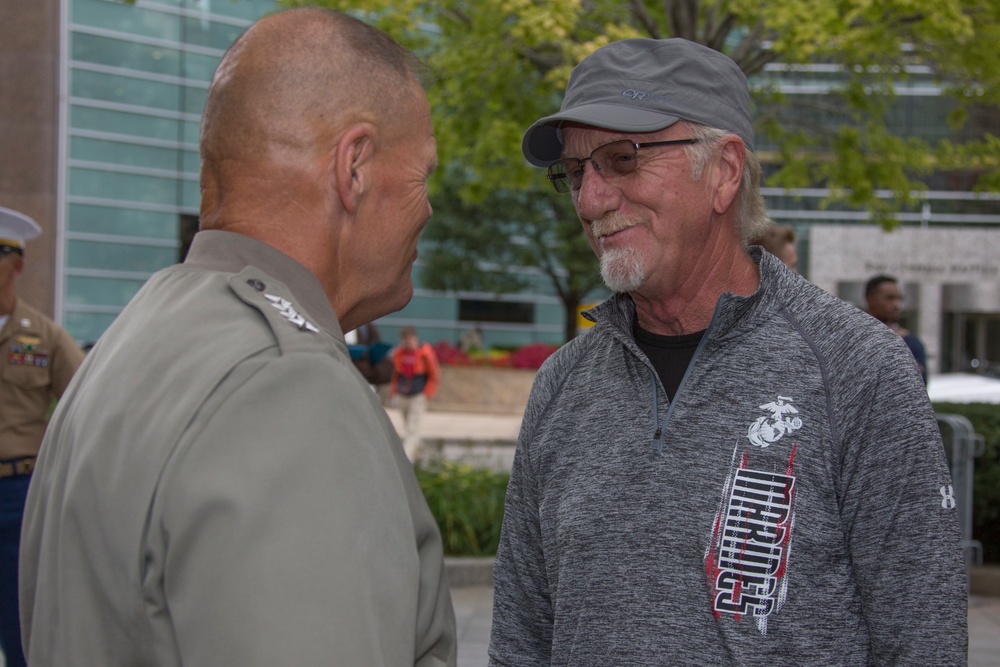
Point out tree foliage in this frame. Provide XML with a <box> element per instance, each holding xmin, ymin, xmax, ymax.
<box><xmin>284</xmin><ymin>0</ymin><xmax>1000</xmax><ymax>340</ymax></box>
<box><xmin>419</xmin><ymin>168</ymin><xmax>603</xmax><ymax>343</ymax></box>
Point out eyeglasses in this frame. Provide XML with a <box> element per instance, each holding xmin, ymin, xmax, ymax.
<box><xmin>0</xmin><ymin>245</ymin><xmax>23</xmax><ymax>257</ymax></box>
<box><xmin>546</xmin><ymin>138</ymin><xmax>700</xmax><ymax>193</ymax></box>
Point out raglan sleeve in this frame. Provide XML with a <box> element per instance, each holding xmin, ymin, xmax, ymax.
<box><xmin>488</xmin><ymin>378</ymin><xmax>554</xmax><ymax>666</ymax></box>
<box><xmin>836</xmin><ymin>337</ymin><xmax>967</xmax><ymax>664</ymax></box>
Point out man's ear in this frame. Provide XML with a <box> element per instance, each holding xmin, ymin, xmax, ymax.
<box><xmin>712</xmin><ymin>136</ymin><xmax>746</xmax><ymax>215</ymax></box>
<box><xmin>10</xmin><ymin>255</ymin><xmax>24</xmax><ymax>277</ymax></box>
<box><xmin>333</xmin><ymin>123</ymin><xmax>376</xmax><ymax>215</ymax></box>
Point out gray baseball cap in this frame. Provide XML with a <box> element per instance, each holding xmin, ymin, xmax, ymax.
<box><xmin>522</xmin><ymin>38</ymin><xmax>753</xmax><ymax>166</ymax></box>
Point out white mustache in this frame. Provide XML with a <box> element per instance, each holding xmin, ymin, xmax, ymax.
<box><xmin>591</xmin><ymin>214</ymin><xmax>642</xmax><ymax>241</ymax></box>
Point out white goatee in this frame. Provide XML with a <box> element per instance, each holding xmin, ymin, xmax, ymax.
<box><xmin>593</xmin><ymin>214</ymin><xmax>647</xmax><ymax>292</ymax></box>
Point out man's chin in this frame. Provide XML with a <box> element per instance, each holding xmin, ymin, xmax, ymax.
<box><xmin>599</xmin><ymin>248</ymin><xmax>646</xmax><ymax>293</ymax></box>
<box><xmin>385</xmin><ymin>281</ymin><xmax>415</xmax><ymax>315</ymax></box>
<box><xmin>358</xmin><ymin>279</ymin><xmax>413</xmax><ymax>325</ymax></box>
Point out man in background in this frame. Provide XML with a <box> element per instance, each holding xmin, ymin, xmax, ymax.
<box><xmin>20</xmin><ymin>9</ymin><xmax>455</xmax><ymax>666</ymax></box>
<box><xmin>865</xmin><ymin>274</ymin><xmax>928</xmax><ymax>385</ymax></box>
<box><xmin>0</xmin><ymin>206</ymin><xmax>84</xmax><ymax>667</ymax></box>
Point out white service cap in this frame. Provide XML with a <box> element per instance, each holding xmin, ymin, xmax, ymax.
<box><xmin>0</xmin><ymin>206</ymin><xmax>42</xmax><ymax>249</ymax></box>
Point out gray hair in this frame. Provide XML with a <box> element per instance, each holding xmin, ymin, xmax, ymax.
<box><xmin>682</xmin><ymin>123</ymin><xmax>771</xmax><ymax>242</ymax></box>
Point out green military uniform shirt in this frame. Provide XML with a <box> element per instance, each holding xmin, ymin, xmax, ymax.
<box><xmin>21</xmin><ymin>230</ymin><xmax>456</xmax><ymax>666</ymax></box>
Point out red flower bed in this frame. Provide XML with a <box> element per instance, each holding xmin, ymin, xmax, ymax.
<box><xmin>432</xmin><ymin>341</ymin><xmax>470</xmax><ymax>366</ymax></box>
<box><xmin>508</xmin><ymin>343</ymin><xmax>560</xmax><ymax>369</ymax></box>
<box><xmin>432</xmin><ymin>341</ymin><xmax>560</xmax><ymax>370</ymax></box>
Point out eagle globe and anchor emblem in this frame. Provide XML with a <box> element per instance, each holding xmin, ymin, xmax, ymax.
<box><xmin>747</xmin><ymin>396</ymin><xmax>802</xmax><ymax>448</ymax></box>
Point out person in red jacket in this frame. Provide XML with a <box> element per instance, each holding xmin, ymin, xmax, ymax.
<box><xmin>389</xmin><ymin>327</ymin><xmax>440</xmax><ymax>460</ymax></box>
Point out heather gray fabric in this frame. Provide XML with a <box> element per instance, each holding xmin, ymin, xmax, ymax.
<box><xmin>522</xmin><ymin>38</ymin><xmax>754</xmax><ymax>166</ymax></box>
<box><xmin>21</xmin><ymin>230</ymin><xmax>456</xmax><ymax>667</ymax></box>
<box><xmin>489</xmin><ymin>249</ymin><xmax>967</xmax><ymax>666</ymax></box>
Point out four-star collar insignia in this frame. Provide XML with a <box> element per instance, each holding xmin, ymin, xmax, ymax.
<box><xmin>264</xmin><ymin>294</ymin><xmax>320</xmax><ymax>333</ymax></box>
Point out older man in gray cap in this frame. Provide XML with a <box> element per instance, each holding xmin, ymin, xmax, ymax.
<box><xmin>489</xmin><ymin>38</ymin><xmax>966</xmax><ymax>665</ymax></box>
<box><xmin>0</xmin><ymin>206</ymin><xmax>83</xmax><ymax>667</ymax></box>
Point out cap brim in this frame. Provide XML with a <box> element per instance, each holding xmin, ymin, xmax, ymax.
<box><xmin>0</xmin><ymin>206</ymin><xmax>42</xmax><ymax>245</ymax></box>
<box><xmin>522</xmin><ymin>103</ymin><xmax>682</xmax><ymax>166</ymax></box>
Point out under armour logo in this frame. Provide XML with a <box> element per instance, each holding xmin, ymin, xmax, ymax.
<box><xmin>940</xmin><ymin>485</ymin><xmax>957</xmax><ymax>510</ymax></box>
<box><xmin>264</xmin><ymin>294</ymin><xmax>319</xmax><ymax>333</ymax></box>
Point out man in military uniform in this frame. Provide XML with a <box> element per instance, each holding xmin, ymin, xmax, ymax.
<box><xmin>20</xmin><ymin>9</ymin><xmax>455</xmax><ymax>666</ymax></box>
<box><xmin>0</xmin><ymin>206</ymin><xmax>84</xmax><ymax>667</ymax></box>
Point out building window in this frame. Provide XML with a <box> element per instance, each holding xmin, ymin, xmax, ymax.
<box><xmin>458</xmin><ymin>299</ymin><xmax>533</xmax><ymax>324</ymax></box>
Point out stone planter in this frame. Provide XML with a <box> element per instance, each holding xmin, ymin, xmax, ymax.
<box><xmin>431</xmin><ymin>365</ymin><xmax>536</xmax><ymax>415</ymax></box>
<box><xmin>445</xmin><ymin>556</ymin><xmax>495</xmax><ymax>588</ymax></box>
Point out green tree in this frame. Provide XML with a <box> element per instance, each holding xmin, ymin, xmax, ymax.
<box><xmin>420</xmin><ymin>169</ymin><xmax>603</xmax><ymax>343</ymax></box>
<box><xmin>285</xmin><ymin>0</ymin><xmax>1000</xmax><ymax>339</ymax></box>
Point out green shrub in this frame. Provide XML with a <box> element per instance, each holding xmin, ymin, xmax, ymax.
<box><xmin>934</xmin><ymin>403</ymin><xmax>1000</xmax><ymax>564</ymax></box>
<box><xmin>412</xmin><ymin>406</ymin><xmax>1000</xmax><ymax>561</ymax></box>
<box><xmin>415</xmin><ymin>461</ymin><xmax>510</xmax><ymax>557</ymax></box>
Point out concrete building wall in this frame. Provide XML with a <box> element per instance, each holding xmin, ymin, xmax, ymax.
<box><xmin>809</xmin><ymin>224</ymin><xmax>1000</xmax><ymax>374</ymax></box>
<box><xmin>0</xmin><ymin>0</ymin><xmax>61</xmax><ymax>316</ymax></box>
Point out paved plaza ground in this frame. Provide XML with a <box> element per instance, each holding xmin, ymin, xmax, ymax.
<box><xmin>1</xmin><ymin>587</ymin><xmax>995</xmax><ymax>666</ymax></box>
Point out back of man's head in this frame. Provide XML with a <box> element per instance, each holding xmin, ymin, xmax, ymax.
<box><xmin>198</xmin><ymin>8</ymin><xmax>423</xmax><ymax>229</ymax></box>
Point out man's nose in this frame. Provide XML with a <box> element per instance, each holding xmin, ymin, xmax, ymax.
<box><xmin>574</xmin><ymin>162</ymin><xmax>621</xmax><ymax>222</ymax></box>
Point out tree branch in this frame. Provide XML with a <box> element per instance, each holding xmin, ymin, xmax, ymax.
<box><xmin>730</xmin><ymin>22</ymin><xmax>775</xmax><ymax>76</ymax></box>
<box><xmin>667</xmin><ymin>0</ymin><xmax>699</xmax><ymax>41</ymax></box>
<box><xmin>703</xmin><ymin>9</ymin><xmax>736</xmax><ymax>51</ymax></box>
<box><xmin>629</xmin><ymin>0</ymin><xmax>662</xmax><ymax>39</ymax></box>
<box><xmin>516</xmin><ymin>43</ymin><xmax>565</xmax><ymax>71</ymax></box>
<box><xmin>440</xmin><ymin>6</ymin><xmax>471</xmax><ymax>28</ymax></box>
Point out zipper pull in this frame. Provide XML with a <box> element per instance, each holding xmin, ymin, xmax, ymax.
<box><xmin>652</xmin><ymin>427</ymin><xmax>663</xmax><ymax>455</ymax></box>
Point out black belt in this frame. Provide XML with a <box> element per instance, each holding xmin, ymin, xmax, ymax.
<box><xmin>0</xmin><ymin>456</ymin><xmax>36</xmax><ymax>479</ymax></box>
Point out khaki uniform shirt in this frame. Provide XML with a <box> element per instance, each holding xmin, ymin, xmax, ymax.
<box><xmin>20</xmin><ymin>231</ymin><xmax>456</xmax><ymax>666</ymax></box>
<box><xmin>0</xmin><ymin>299</ymin><xmax>84</xmax><ymax>459</ymax></box>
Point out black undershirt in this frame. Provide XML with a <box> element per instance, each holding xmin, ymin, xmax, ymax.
<box><xmin>633</xmin><ymin>319</ymin><xmax>706</xmax><ymax>402</ymax></box>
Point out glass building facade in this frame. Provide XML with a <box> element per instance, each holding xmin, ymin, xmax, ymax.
<box><xmin>61</xmin><ymin>0</ymin><xmax>275</xmax><ymax>344</ymax></box>
<box><xmin>57</xmin><ymin>0</ymin><xmax>572</xmax><ymax>348</ymax></box>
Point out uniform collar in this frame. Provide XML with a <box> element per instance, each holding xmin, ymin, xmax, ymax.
<box><xmin>184</xmin><ymin>230</ymin><xmax>341</xmax><ymax>335</ymax></box>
